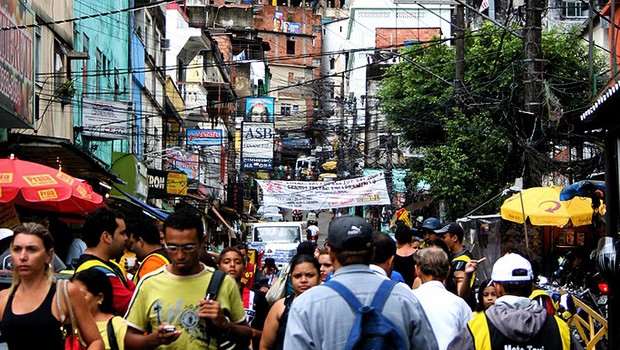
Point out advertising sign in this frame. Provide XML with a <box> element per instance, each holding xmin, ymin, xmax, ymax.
<box><xmin>147</xmin><ymin>168</ymin><xmax>167</xmax><ymax>198</ymax></box>
<box><xmin>82</xmin><ymin>98</ymin><xmax>133</xmax><ymax>140</ymax></box>
<box><xmin>167</xmin><ymin>172</ymin><xmax>188</xmax><ymax>195</ymax></box>
<box><xmin>245</xmin><ymin>97</ymin><xmax>274</xmax><ymax>123</ymax></box>
<box><xmin>242</xmin><ymin>122</ymin><xmax>274</xmax><ymax>170</ymax></box>
<box><xmin>284</xmin><ymin>22</ymin><xmax>301</xmax><ymax>34</ymax></box>
<box><xmin>256</xmin><ymin>172</ymin><xmax>391</xmax><ymax>210</ymax></box>
<box><xmin>187</xmin><ymin>129</ymin><xmax>222</xmax><ymax>146</ymax></box>
<box><xmin>273</xmin><ymin>10</ymin><xmax>283</xmax><ymax>31</ymax></box>
<box><xmin>0</xmin><ymin>1</ymin><xmax>35</xmax><ymax>128</ymax></box>
<box><xmin>166</xmin><ymin>149</ymin><xmax>199</xmax><ymax>180</ymax></box>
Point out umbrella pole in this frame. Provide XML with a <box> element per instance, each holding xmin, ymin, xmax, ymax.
<box><xmin>519</xmin><ymin>191</ymin><xmax>530</xmax><ymax>250</ymax></box>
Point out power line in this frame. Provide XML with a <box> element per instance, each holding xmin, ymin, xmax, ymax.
<box><xmin>1</xmin><ymin>0</ymin><xmax>178</xmax><ymax>31</ymax></box>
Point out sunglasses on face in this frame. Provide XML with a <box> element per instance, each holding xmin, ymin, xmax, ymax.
<box><xmin>164</xmin><ymin>243</ymin><xmax>198</xmax><ymax>253</ymax></box>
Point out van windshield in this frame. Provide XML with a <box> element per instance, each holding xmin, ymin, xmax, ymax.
<box><xmin>254</xmin><ymin>226</ymin><xmax>301</xmax><ymax>244</ymax></box>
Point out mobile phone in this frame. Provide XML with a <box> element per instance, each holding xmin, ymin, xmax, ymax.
<box><xmin>163</xmin><ymin>325</ymin><xmax>176</xmax><ymax>332</ymax></box>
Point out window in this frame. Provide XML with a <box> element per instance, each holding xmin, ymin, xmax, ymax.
<box><xmin>83</xmin><ymin>34</ymin><xmax>89</xmax><ymax>86</ymax></box>
<box><xmin>281</xmin><ymin>104</ymin><xmax>292</xmax><ymax>116</ymax></box>
<box><xmin>102</xmin><ymin>55</ymin><xmax>107</xmax><ymax>88</ymax></box>
<box><xmin>54</xmin><ymin>40</ymin><xmax>65</xmax><ymax>94</ymax></box>
<box><xmin>96</xmin><ymin>49</ymin><xmax>102</xmax><ymax>92</ymax></box>
<box><xmin>330</xmin><ymin>57</ymin><xmax>335</xmax><ymax>70</ymax></box>
<box><xmin>145</xmin><ymin>16</ymin><xmax>152</xmax><ymax>52</ymax></box>
<box><xmin>287</xmin><ymin>40</ymin><xmax>295</xmax><ymax>55</ymax></box>
<box><xmin>114</xmin><ymin>68</ymin><xmax>120</xmax><ymax>99</ymax></box>
<box><xmin>35</xmin><ymin>27</ymin><xmax>41</xmax><ymax>82</ymax></box>
<box><xmin>563</xmin><ymin>0</ymin><xmax>589</xmax><ymax>17</ymax></box>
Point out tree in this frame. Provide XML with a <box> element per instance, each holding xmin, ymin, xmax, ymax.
<box><xmin>378</xmin><ymin>22</ymin><xmax>606</xmax><ymax>219</ymax></box>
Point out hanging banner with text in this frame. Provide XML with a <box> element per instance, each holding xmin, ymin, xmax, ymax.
<box><xmin>256</xmin><ymin>172</ymin><xmax>391</xmax><ymax>210</ymax></box>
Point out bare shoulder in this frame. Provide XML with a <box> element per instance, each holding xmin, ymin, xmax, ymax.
<box><xmin>0</xmin><ymin>288</ymin><xmax>11</xmax><ymax>319</ymax></box>
<box><xmin>64</xmin><ymin>280</ymin><xmax>85</xmax><ymax>300</ymax></box>
<box><xmin>272</xmin><ymin>298</ymin><xmax>286</xmax><ymax>316</ymax></box>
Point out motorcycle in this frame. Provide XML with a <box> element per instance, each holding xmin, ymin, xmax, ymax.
<box><xmin>292</xmin><ymin>209</ymin><xmax>303</xmax><ymax>221</ymax></box>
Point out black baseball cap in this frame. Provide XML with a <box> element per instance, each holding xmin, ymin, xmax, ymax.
<box><xmin>327</xmin><ymin>215</ymin><xmax>373</xmax><ymax>251</ymax></box>
<box><xmin>434</xmin><ymin>223</ymin><xmax>464</xmax><ymax>237</ymax></box>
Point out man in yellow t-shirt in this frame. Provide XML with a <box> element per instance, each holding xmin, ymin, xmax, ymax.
<box><xmin>124</xmin><ymin>210</ymin><xmax>251</xmax><ymax>350</ymax></box>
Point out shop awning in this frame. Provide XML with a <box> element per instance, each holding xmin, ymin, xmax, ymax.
<box><xmin>211</xmin><ymin>207</ymin><xmax>231</xmax><ymax>230</ymax></box>
<box><xmin>1</xmin><ymin>134</ymin><xmax>122</xmax><ymax>184</ymax></box>
<box><xmin>112</xmin><ymin>187</ymin><xmax>168</xmax><ymax>221</ymax></box>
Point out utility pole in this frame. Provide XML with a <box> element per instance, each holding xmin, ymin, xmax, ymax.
<box><xmin>523</xmin><ymin>0</ymin><xmax>543</xmax><ymax>187</ymax></box>
<box><xmin>349</xmin><ymin>97</ymin><xmax>358</xmax><ymax>177</ymax></box>
<box><xmin>337</xmin><ymin>72</ymin><xmax>346</xmax><ymax>178</ymax></box>
<box><xmin>588</xmin><ymin>0</ymin><xmax>594</xmax><ymax>98</ymax></box>
<box><xmin>386</xmin><ymin>131</ymin><xmax>394</xmax><ymax>206</ymax></box>
<box><xmin>454</xmin><ymin>2</ymin><xmax>465</xmax><ymax>99</ymax></box>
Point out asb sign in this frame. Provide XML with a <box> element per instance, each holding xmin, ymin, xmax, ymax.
<box><xmin>242</xmin><ymin>122</ymin><xmax>274</xmax><ymax>170</ymax></box>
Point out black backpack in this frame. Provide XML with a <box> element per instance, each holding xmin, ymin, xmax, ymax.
<box><xmin>324</xmin><ymin>279</ymin><xmax>408</xmax><ymax>350</ymax></box>
<box><xmin>205</xmin><ymin>270</ymin><xmax>247</xmax><ymax>350</ymax></box>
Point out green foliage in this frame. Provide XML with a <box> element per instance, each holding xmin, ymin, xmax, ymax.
<box><xmin>379</xmin><ymin>22</ymin><xmax>604</xmax><ymax>219</ymax></box>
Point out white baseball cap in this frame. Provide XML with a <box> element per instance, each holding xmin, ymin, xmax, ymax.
<box><xmin>0</xmin><ymin>228</ymin><xmax>14</xmax><ymax>241</ymax></box>
<box><xmin>490</xmin><ymin>253</ymin><xmax>534</xmax><ymax>283</ymax></box>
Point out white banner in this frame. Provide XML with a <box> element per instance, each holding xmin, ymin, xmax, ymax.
<box><xmin>256</xmin><ymin>172</ymin><xmax>391</xmax><ymax>210</ymax></box>
<box><xmin>82</xmin><ymin>98</ymin><xmax>133</xmax><ymax>140</ymax></box>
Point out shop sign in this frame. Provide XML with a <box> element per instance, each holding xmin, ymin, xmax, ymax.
<box><xmin>0</xmin><ymin>1</ymin><xmax>35</xmax><ymax>128</ymax></box>
<box><xmin>0</xmin><ymin>202</ymin><xmax>20</xmax><ymax>229</ymax></box>
<box><xmin>187</xmin><ymin>129</ymin><xmax>222</xmax><ymax>146</ymax></box>
<box><xmin>167</xmin><ymin>172</ymin><xmax>188</xmax><ymax>196</ymax></box>
<box><xmin>242</xmin><ymin>122</ymin><xmax>274</xmax><ymax>170</ymax></box>
<box><xmin>147</xmin><ymin>168</ymin><xmax>167</xmax><ymax>197</ymax></box>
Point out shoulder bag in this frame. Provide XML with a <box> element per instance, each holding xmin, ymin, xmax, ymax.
<box><xmin>56</xmin><ymin>279</ymin><xmax>88</xmax><ymax>350</ymax></box>
<box><xmin>265</xmin><ymin>264</ymin><xmax>290</xmax><ymax>306</ymax></box>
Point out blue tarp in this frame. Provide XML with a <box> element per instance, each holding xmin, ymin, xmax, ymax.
<box><xmin>560</xmin><ymin>180</ymin><xmax>606</xmax><ymax>201</ymax></box>
<box><xmin>114</xmin><ymin>187</ymin><xmax>168</xmax><ymax>220</ymax></box>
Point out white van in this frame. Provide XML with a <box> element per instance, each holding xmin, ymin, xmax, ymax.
<box><xmin>247</xmin><ymin>222</ymin><xmax>305</xmax><ymax>269</ymax></box>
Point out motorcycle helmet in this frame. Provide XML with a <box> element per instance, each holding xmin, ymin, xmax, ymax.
<box><xmin>421</xmin><ymin>217</ymin><xmax>441</xmax><ymax>231</ymax></box>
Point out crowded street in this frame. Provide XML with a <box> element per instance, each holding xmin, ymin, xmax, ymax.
<box><xmin>1</xmin><ymin>0</ymin><xmax>620</xmax><ymax>349</ymax></box>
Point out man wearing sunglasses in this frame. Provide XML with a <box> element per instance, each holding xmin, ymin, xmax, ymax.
<box><xmin>124</xmin><ymin>209</ymin><xmax>251</xmax><ymax>349</ymax></box>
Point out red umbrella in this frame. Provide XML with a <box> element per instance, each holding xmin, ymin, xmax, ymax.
<box><xmin>0</xmin><ymin>155</ymin><xmax>104</xmax><ymax>215</ymax></box>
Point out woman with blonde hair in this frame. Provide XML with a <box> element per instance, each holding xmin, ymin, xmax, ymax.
<box><xmin>0</xmin><ymin>222</ymin><xmax>103</xmax><ymax>350</ymax></box>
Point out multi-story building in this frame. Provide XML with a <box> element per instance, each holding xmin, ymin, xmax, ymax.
<box><xmin>72</xmin><ymin>0</ymin><xmax>132</xmax><ymax>168</ymax></box>
<box><xmin>254</xmin><ymin>3</ymin><xmax>323</xmax><ymax>168</ymax></box>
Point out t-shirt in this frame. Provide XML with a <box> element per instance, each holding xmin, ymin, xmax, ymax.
<box><xmin>75</xmin><ymin>254</ymin><xmax>136</xmax><ymax>315</ymax></box>
<box><xmin>124</xmin><ymin>264</ymin><xmax>246</xmax><ymax>350</ymax></box>
<box><xmin>97</xmin><ymin>316</ymin><xmax>128</xmax><ymax>350</ymax></box>
<box><xmin>306</xmin><ymin>225</ymin><xmax>319</xmax><ymax>237</ymax></box>
<box><xmin>241</xmin><ymin>262</ymin><xmax>255</xmax><ymax>288</ymax></box>
<box><xmin>132</xmin><ymin>249</ymin><xmax>169</xmax><ymax>284</ymax></box>
<box><xmin>393</xmin><ymin>253</ymin><xmax>416</xmax><ymax>288</ymax></box>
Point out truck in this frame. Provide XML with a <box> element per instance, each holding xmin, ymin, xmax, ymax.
<box><xmin>247</xmin><ymin>221</ymin><xmax>305</xmax><ymax>269</ymax></box>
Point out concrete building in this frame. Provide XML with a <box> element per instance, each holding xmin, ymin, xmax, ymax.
<box><xmin>72</xmin><ymin>0</ymin><xmax>132</xmax><ymax>167</ymax></box>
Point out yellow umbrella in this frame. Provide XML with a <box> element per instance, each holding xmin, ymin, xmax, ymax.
<box><xmin>500</xmin><ymin>186</ymin><xmax>602</xmax><ymax>227</ymax></box>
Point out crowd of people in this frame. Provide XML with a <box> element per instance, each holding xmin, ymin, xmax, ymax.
<box><xmin>0</xmin><ymin>208</ymin><xmax>582</xmax><ymax>350</ymax></box>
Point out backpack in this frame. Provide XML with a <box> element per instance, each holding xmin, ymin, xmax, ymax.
<box><xmin>205</xmin><ymin>270</ymin><xmax>247</xmax><ymax>350</ymax></box>
<box><xmin>324</xmin><ymin>279</ymin><xmax>408</xmax><ymax>350</ymax></box>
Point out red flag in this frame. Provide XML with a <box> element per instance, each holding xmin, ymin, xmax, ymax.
<box><xmin>479</xmin><ymin>0</ymin><xmax>489</xmax><ymax>12</ymax></box>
